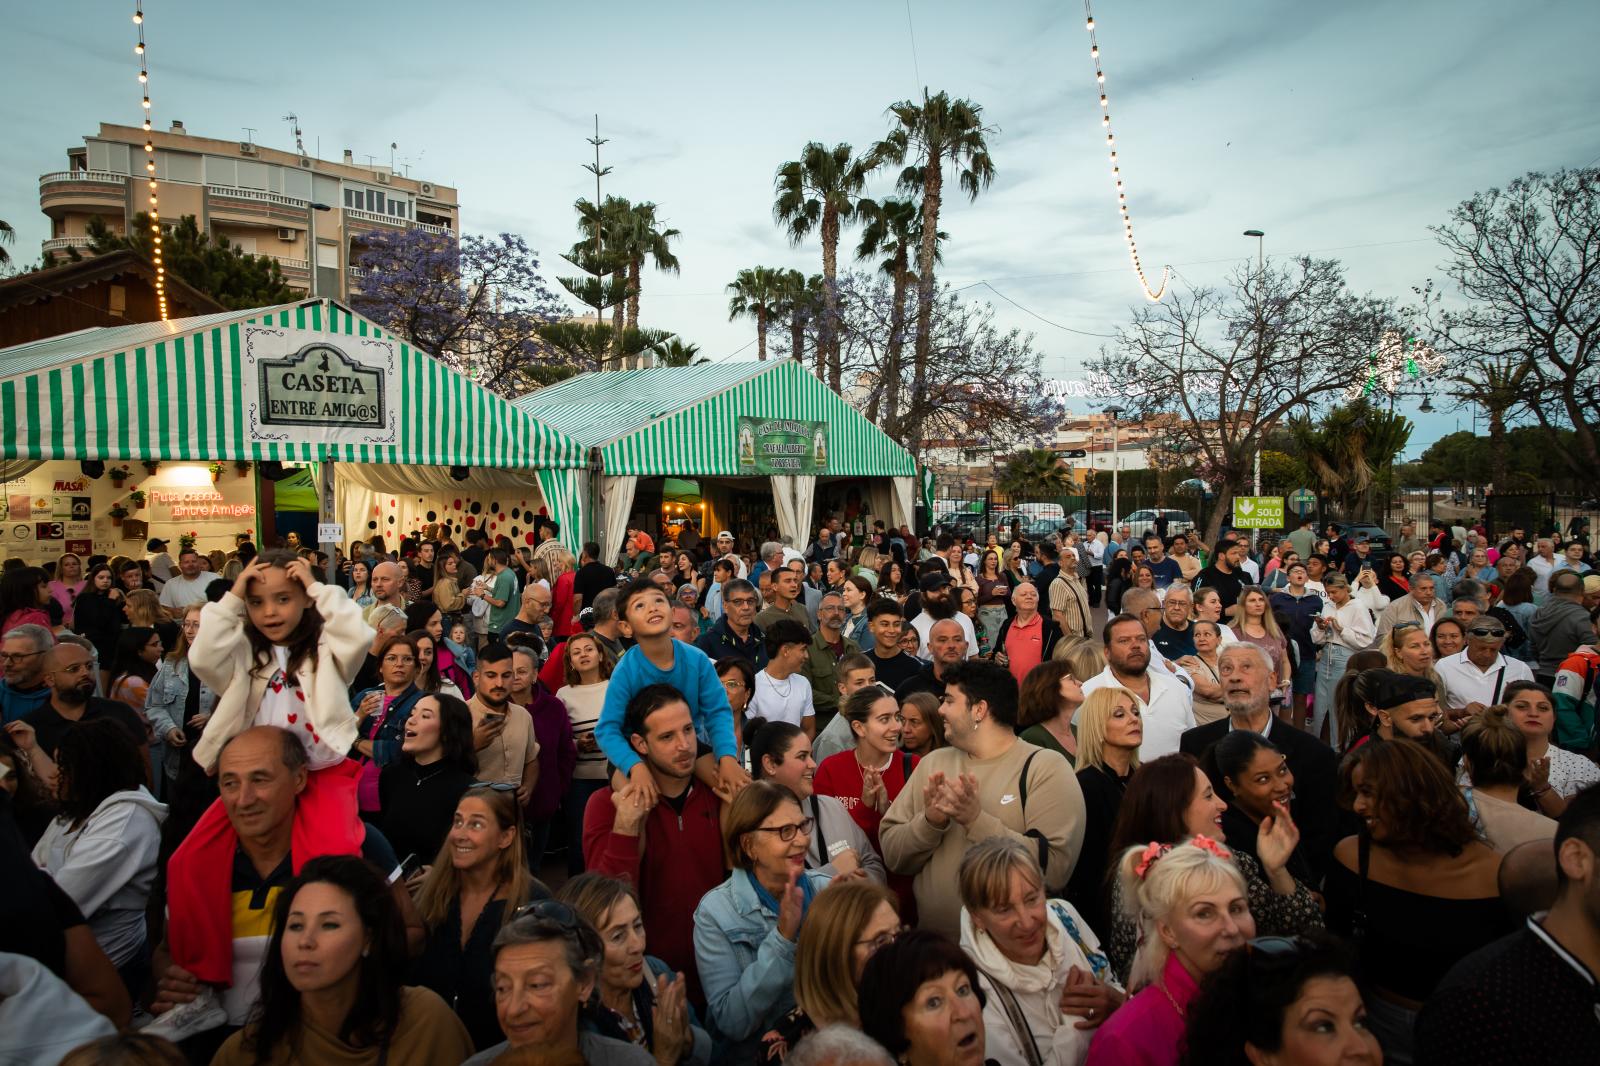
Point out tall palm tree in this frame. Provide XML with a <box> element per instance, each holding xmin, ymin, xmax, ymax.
<box><xmin>996</xmin><ymin>449</ymin><xmax>1074</xmax><ymax>498</ymax></box>
<box><xmin>614</xmin><ymin>202</ymin><xmax>681</xmax><ymax>331</ymax></box>
<box><xmin>773</xmin><ymin>142</ymin><xmax>869</xmax><ymax>390</ymax></box>
<box><xmin>0</xmin><ymin>218</ymin><xmax>14</xmax><ymax>268</ymax></box>
<box><xmin>773</xmin><ymin>269</ymin><xmax>823</xmax><ymax>369</ymax></box>
<box><xmin>727</xmin><ymin>267</ymin><xmax>786</xmax><ymax>360</ymax></box>
<box><xmin>1447</xmin><ymin>355</ymin><xmax>1529</xmax><ymax>492</ymax></box>
<box><xmin>869</xmin><ymin>91</ymin><xmax>996</xmax><ymax>444</ymax></box>
<box><xmin>856</xmin><ymin>195</ymin><xmax>943</xmax><ymax>434</ymax></box>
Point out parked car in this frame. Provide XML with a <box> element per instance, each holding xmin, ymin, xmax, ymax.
<box><xmin>1024</xmin><ymin>517</ymin><xmax>1066</xmax><ymax>540</ymax></box>
<box><xmin>1120</xmin><ymin>509</ymin><xmax>1196</xmax><ymax>541</ymax></box>
<box><xmin>1339</xmin><ymin>522</ymin><xmax>1395</xmax><ymax>554</ymax></box>
<box><xmin>1066</xmin><ymin>509</ymin><xmax>1114</xmax><ymax>534</ymax></box>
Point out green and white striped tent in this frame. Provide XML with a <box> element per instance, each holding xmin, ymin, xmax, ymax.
<box><xmin>514</xmin><ymin>359</ymin><xmax>917</xmax><ymax>558</ymax></box>
<box><xmin>0</xmin><ymin>298</ymin><xmax>590</xmax><ymax>548</ymax></box>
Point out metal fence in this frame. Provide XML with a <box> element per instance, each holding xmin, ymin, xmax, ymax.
<box><xmin>929</xmin><ymin>482</ymin><xmax>1599</xmax><ymax>546</ymax></box>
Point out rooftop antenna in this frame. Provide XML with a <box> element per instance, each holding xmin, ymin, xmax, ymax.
<box><xmin>242</xmin><ymin>127</ymin><xmax>256</xmax><ymax>147</ymax></box>
<box><xmin>282</xmin><ymin>113</ymin><xmax>305</xmax><ymax>155</ymax></box>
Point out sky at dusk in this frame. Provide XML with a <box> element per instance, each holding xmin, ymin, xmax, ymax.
<box><xmin>4</xmin><ymin>0</ymin><xmax>1598</xmax><ymax>457</ymax></box>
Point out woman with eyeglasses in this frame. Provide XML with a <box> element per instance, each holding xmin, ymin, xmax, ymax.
<box><xmin>759</xmin><ymin>880</ymin><xmax>902</xmax><ymax>1061</ymax></box>
<box><xmin>555</xmin><ymin>873</ymin><xmax>708</xmax><ymax>1064</ymax></box>
<box><xmin>460</xmin><ymin>902</ymin><xmax>653</xmax><ymax>1066</ymax></box>
<box><xmin>1504</xmin><ymin>681</ymin><xmax>1600</xmax><ymax>811</ymax></box>
<box><xmin>411</xmin><ymin>784</ymin><xmax>541</xmax><ymax>1051</ymax></box>
<box><xmin>1325</xmin><ymin>740</ymin><xmax>1509</xmax><ymax>1062</ymax></box>
<box><xmin>349</xmin><ymin>632</ymin><xmax>424</xmax><ymax>815</ymax></box>
<box><xmin>959</xmin><ymin>837</ymin><xmax>1124</xmax><ymax>1066</ymax></box>
<box><xmin>693</xmin><ymin>780</ymin><xmax>833</xmax><ymax>1061</ymax></box>
<box><xmin>143</xmin><ymin>605</ymin><xmax>215</xmax><ymax>794</ymax></box>
<box><xmin>1182</xmin><ymin>932</ymin><xmax>1381</xmax><ymax>1066</ymax></box>
<box><xmin>748</xmin><ymin>718</ymin><xmax>885</xmax><ymax>883</ymax></box>
<box><xmin>211</xmin><ymin>855</ymin><xmax>472</xmax><ymax>1066</ymax></box>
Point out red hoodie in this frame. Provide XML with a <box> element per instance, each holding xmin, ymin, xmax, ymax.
<box><xmin>583</xmin><ymin>778</ymin><xmax>724</xmax><ymax>1001</ymax></box>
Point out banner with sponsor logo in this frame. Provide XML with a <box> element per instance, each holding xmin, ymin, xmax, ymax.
<box><xmin>736</xmin><ymin>417</ymin><xmax>829</xmax><ymax>475</ymax></box>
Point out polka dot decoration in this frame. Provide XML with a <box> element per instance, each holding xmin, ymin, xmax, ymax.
<box><xmin>469</xmin><ymin>502</ymin><xmax>482</xmax><ymax>515</ymax></box>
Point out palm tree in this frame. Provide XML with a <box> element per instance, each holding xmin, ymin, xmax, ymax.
<box><xmin>996</xmin><ymin>448</ymin><xmax>1074</xmax><ymax>498</ymax></box>
<box><xmin>856</xmin><ymin>194</ymin><xmax>943</xmax><ymax>433</ymax></box>
<box><xmin>1447</xmin><ymin>355</ymin><xmax>1529</xmax><ymax>492</ymax></box>
<box><xmin>773</xmin><ymin>142</ymin><xmax>869</xmax><ymax>390</ymax></box>
<box><xmin>773</xmin><ymin>269</ymin><xmax>824</xmax><ymax>369</ymax></box>
<box><xmin>727</xmin><ymin>267</ymin><xmax>786</xmax><ymax>360</ymax></box>
<box><xmin>0</xmin><ymin>218</ymin><xmax>14</xmax><ymax>268</ymax></box>
<box><xmin>613</xmin><ymin>202</ymin><xmax>681</xmax><ymax>331</ymax></box>
<box><xmin>869</xmin><ymin>91</ymin><xmax>996</xmax><ymax>444</ymax></box>
<box><xmin>1290</xmin><ymin>401</ymin><xmax>1413</xmax><ymax>521</ymax></box>
<box><xmin>650</xmin><ymin>338</ymin><xmax>706</xmax><ymax>366</ymax></box>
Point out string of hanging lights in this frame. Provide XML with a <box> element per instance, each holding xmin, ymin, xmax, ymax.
<box><xmin>134</xmin><ymin>3</ymin><xmax>167</xmax><ymax>320</ymax></box>
<box><xmin>1083</xmin><ymin>0</ymin><xmax>1169</xmax><ymax>302</ymax></box>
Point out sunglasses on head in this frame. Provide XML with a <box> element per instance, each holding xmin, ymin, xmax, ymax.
<box><xmin>512</xmin><ymin>898</ymin><xmax>581</xmax><ymax>929</ymax></box>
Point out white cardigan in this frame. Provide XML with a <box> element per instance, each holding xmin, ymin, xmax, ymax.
<box><xmin>190</xmin><ymin>582</ymin><xmax>374</xmax><ymax>771</ymax></box>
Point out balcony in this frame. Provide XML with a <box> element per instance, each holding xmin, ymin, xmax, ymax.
<box><xmin>39</xmin><ymin>170</ymin><xmax>129</xmax><ymax>219</ymax></box>
<box><xmin>412</xmin><ymin>219</ymin><xmax>451</xmax><ymax>235</ymax></box>
<box><xmin>42</xmin><ymin>236</ymin><xmax>96</xmax><ymax>254</ymax></box>
<box><xmin>206</xmin><ymin>185</ymin><xmax>308</xmax><ymax>209</ymax></box>
<box><xmin>344</xmin><ymin>207</ymin><xmax>406</xmax><ymax>229</ymax></box>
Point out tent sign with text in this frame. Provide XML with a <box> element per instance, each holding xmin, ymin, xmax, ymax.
<box><xmin>737</xmin><ymin>417</ymin><xmax>829</xmax><ymax>474</ymax></box>
<box><xmin>242</xmin><ymin>326</ymin><xmax>400</xmax><ymax>446</ymax></box>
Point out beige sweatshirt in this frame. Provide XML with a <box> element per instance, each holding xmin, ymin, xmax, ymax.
<box><xmin>880</xmin><ymin>738</ymin><xmax>1086</xmax><ymax>938</ymax></box>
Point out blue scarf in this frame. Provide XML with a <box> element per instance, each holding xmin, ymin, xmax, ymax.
<box><xmin>746</xmin><ymin>869</ymin><xmax>817</xmax><ymax>920</ymax></box>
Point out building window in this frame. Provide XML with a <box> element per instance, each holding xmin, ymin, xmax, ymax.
<box><xmin>343</xmin><ymin>188</ymin><xmax>361</xmax><ymax>210</ymax></box>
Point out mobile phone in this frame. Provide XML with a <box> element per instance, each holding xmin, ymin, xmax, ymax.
<box><xmin>389</xmin><ymin>854</ymin><xmax>417</xmax><ymax>884</ymax></box>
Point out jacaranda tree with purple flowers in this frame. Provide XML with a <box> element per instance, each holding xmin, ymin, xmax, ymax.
<box><xmin>351</xmin><ymin>228</ymin><xmax>573</xmax><ymax>396</ymax></box>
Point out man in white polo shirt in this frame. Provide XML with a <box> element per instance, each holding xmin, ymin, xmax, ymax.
<box><xmin>1435</xmin><ymin>615</ymin><xmax>1533</xmax><ymax>714</ymax></box>
<box><xmin>157</xmin><ymin>547</ymin><xmax>221</xmax><ymax>617</ymax></box>
<box><xmin>1080</xmin><ymin>613</ymin><xmax>1195</xmax><ymax>759</ymax></box>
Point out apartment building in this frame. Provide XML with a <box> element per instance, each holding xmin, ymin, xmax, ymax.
<box><xmin>38</xmin><ymin>121</ymin><xmax>458</xmax><ymax>300</ymax></box>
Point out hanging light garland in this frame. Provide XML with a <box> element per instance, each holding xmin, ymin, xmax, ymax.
<box><xmin>1345</xmin><ymin>331</ymin><xmax>1445</xmax><ymax>400</ymax></box>
<box><xmin>133</xmin><ymin>3</ymin><xmax>166</xmax><ymax>320</ymax></box>
<box><xmin>1083</xmin><ymin>1</ymin><xmax>1169</xmax><ymax>301</ymax></box>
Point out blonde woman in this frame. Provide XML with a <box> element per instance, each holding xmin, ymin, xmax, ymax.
<box><xmin>1381</xmin><ymin>620</ymin><xmax>1450</xmax><ymax>707</ymax></box>
<box><xmin>121</xmin><ymin>587</ymin><xmax>165</xmax><ymax>630</ymax></box>
<box><xmin>854</xmin><ymin>545</ymin><xmax>881</xmax><ymax>590</ymax></box>
<box><xmin>759</xmin><ymin>879</ymin><xmax>901</xmax><ymax>1060</ymax></box>
<box><xmin>1066</xmin><ymin>687</ymin><xmax>1143</xmax><ymax>937</ymax></box>
<box><xmin>48</xmin><ymin>551</ymin><xmax>85</xmax><ymax>627</ymax></box>
<box><xmin>960</xmin><ymin>837</ymin><xmax>1124</xmax><ymax>1066</ymax></box>
<box><xmin>1084</xmin><ymin>839</ymin><xmax>1254</xmax><ymax>1066</ymax></box>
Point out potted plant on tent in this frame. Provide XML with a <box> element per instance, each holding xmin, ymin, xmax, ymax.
<box><xmin>127</xmin><ymin>488</ymin><xmax>146</xmax><ymax>510</ymax></box>
<box><xmin>109</xmin><ymin>465</ymin><xmax>131</xmax><ymax>488</ymax></box>
<box><xmin>179</xmin><ymin>530</ymin><xmax>198</xmax><ymax>550</ymax></box>
<box><xmin>142</xmin><ymin>460</ymin><xmax>160</xmax><ymax>476</ymax></box>
<box><xmin>108</xmin><ymin>503</ymin><xmax>129</xmax><ymax>527</ymax></box>
<box><xmin>208</xmin><ymin>462</ymin><xmax>225</xmax><ymax>483</ymax></box>
<box><xmin>234</xmin><ymin>460</ymin><xmax>252</xmax><ymax>478</ymax></box>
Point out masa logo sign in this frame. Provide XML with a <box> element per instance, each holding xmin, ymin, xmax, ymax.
<box><xmin>258</xmin><ymin>342</ymin><xmax>385</xmax><ymax>429</ymax></box>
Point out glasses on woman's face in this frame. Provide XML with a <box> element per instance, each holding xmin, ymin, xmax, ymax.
<box><xmin>382</xmin><ymin>654</ymin><xmax>415</xmax><ymax>666</ymax></box>
<box><xmin>855</xmin><ymin>924</ymin><xmax>908</xmax><ymax>953</ymax></box>
<box><xmin>752</xmin><ymin>816</ymin><xmax>815</xmax><ymax>842</ymax></box>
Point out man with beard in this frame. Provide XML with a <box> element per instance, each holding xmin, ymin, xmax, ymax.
<box><xmin>467</xmin><ymin>644</ymin><xmax>539</xmax><ymax>805</ymax></box>
<box><xmin>1195</xmin><ymin>538</ymin><xmax>1249</xmax><ymax>619</ymax></box>
<box><xmin>23</xmin><ymin>642</ymin><xmax>147</xmax><ymax>770</ymax></box>
<box><xmin>583</xmin><ymin>683</ymin><xmax>724</xmax><ymax>999</ymax></box>
<box><xmin>1080</xmin><ymin>614</ymin><xmax>1194</xmax><ymax>759</ymax></box>
<box><xmin>908</xmin><ymin>572</ymin><xmax>976</xmax><ymax>659</ymax></box>
<box><xmin>1179</xmin><ymin>642</ymin><xmax>1338</xmax><ymax>879</ymax></box>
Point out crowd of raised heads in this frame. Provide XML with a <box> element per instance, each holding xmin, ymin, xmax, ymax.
<box><xmin>1</xmin><ymin>509</ymin><xmax>1597</xmax><ymax>1065</ymax></box>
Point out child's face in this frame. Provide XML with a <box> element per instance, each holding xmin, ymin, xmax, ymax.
<box><xmin>246</xmin><ymin>566</ymin><xmax>310</xmax><ymax>644</ymax></box>
<box><xmin>779</xmin><ymin>642</ymin><xmax>809</xmax><ymax>670</ymax></box>
<box><xmin>621</xmin><ymin>588</ymin><xmax>671</xmax><ymax>639</ymax></box>
<box><xmin>899</xmin><ymin>629</ymin><xmax>921</xmax><ymax>655</ymax></box>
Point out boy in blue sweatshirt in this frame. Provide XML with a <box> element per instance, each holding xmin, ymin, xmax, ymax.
<box><xmin>595</xmin><ymin>578</ymin><xmax>750</xmax><ymax>806</ymax></box>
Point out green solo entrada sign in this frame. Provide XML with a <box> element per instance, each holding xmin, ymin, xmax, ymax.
<box><xmin>1233</xmin><ymin>496</ymin><xmax>1285</xmax><ymax>529</ymax></box>
<box><xmin>737</xmin><ymin>417</ymin><xmax>830</xmax><ymax>474</ymax></box>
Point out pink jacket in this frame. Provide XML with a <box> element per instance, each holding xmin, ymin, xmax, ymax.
<box><xmin>1084</xmin><ymin>952</ymin><xmax>1198</xmax><ymax>1066</ymax></box>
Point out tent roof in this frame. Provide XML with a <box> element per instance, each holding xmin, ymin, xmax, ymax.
<box><xmin>515</xmin><ymin>359</ymin><xmax>915</xmax><ymax>477</ymax></box>
<box><xmin>0</xmin><ymin>298</ymin><xmax>587</xmax><ymax>469</ymax></box>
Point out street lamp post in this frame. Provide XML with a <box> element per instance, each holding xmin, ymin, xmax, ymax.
<box><xmin>1104</xmin><ymin>404</ymin><xmax>1124</xmax><ymax>528</ymax></box>
<box><xmin>307</xmin><ymin>201</ymin><xmax>331</xmax><ymax>299</ymax></box>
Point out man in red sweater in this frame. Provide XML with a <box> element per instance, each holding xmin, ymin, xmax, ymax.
<box><xmin>583</xmin><ymin>682</ymin><xmax>725</xmax><ymax>1002</ymax></box>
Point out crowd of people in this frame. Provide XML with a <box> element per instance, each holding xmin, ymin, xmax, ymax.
<box><xmin>1</xmin><ymin>508</ymin><xmax>1597</xmax><ymax>1066</ymax></box>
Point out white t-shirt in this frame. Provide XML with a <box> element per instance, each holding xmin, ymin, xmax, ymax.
<box><xmin>158</xmin><ymin>572</ymin><xmax>220</xmax><ymax>610</ymax></box>
<box><xmin>1435</xmin><ymin>649</ymin><xmax>1534</xmax><ymax>710</ymax></box>
<box><xmin>750</xmin><ymin>670</ymin><xmax>814</xmax><ymax>728</ymax></box>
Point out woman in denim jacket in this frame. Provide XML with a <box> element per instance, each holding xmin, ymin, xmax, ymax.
<box><xmin>692</xmin><ymin>782</ymin><xmax>831</xmax><ymax>1063</ymax></box>
<box><xmin>143</xmin><ymin>604</ymin><xmax>217</xmax><ymax>794</ymax></box>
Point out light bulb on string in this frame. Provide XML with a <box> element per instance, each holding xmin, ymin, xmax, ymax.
<box><xmin>133</xmin><ymin>10</ymin><xmax>142</xmax><ymax>23</ymax></box>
